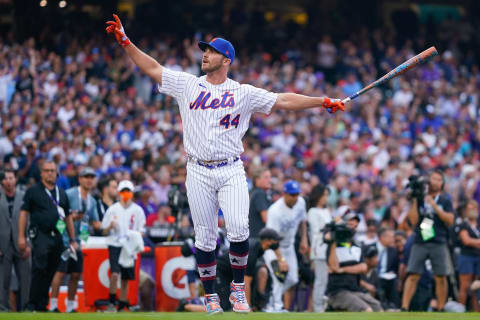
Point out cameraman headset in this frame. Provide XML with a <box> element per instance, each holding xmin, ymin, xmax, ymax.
<box><xmin>401</xmin><ymin>169</ymin><xmax>454</xmax><ymax>311</ymax></box>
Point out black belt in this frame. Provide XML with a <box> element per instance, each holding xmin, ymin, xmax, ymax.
<box><xmin>32</xmin><ymin>226</ymin><xmax>60</xmax><ymax>238</ymax></box>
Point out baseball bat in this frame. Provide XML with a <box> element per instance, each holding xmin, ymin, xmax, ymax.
<box><xmin>342</xmin><ymin>46</ymin><xmax>438</xmax><ymax>104</ymax></box>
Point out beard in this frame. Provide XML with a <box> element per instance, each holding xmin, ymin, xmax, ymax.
<box><xmin>201</xmin><ymin>60</ymin><xmax>223</xmax><ymax>73</ymax></box>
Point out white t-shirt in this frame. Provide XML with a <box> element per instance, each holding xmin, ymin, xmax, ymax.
<box><xmin>266</xmin><ymin>196</ymin><xmax>306</xmax><ymax>248</ymax></box>
<box><xmin>307</xmin><ymin>207</ymin><xmax>332</xmax><ymax>260</ymax></box>
<box><xmin>157</xmin><ymin>68</ymin><xmax>278</xmax><ymax>160</ymax></box>
<box><xmin>101</xmin><ymin>202</ymin><xmax>146</xmax><ymax>247</ymax></box>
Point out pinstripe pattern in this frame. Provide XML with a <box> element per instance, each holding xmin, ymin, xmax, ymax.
<box><xmin>158</xmin><ymin>67</ymin><xmax>277</xmax><ymax>252</ymax></box>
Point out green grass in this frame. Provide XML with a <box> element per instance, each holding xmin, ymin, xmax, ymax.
<box><xmin>1</xmin><ymin>312</ymin><xmax>480</xmax><ymax>320</ymax></box>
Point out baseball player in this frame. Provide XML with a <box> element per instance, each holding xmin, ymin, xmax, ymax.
<box><xmin>105</xmin><ymin>14</ymin><xmax>344</xmax><ymax>315</ymax></box>
<box><xmin>264</xmin><ymin>180</ymin><xmax>308</xmax><ymax>311</ymax></box>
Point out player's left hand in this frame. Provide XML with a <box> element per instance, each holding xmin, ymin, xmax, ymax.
<box><xmin>105</xmin><ymin>14</ymin><xmax>131</xmax><ymax>47</ymax></box>
<box><xmin>322</xmin><ymin>97</ymin><xmax>345</xmax><ymax>114</ymax></box>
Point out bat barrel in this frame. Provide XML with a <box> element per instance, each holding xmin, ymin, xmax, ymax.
<box><xmin>342</xmin><ymin>46</ymin><xmax>438</xmax><ymax>104</ymax></box>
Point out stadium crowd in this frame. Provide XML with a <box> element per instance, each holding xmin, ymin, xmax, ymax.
<box><xmin>0</xmin><ymin>8</ymin><xmax>480</xmax><ymax>313</ymax></box>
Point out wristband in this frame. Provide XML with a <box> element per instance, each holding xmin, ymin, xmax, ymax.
<box><xmin>322</xmin><ymin>97</ymin><xmax>331</xmax><ymax>108</ymax></box>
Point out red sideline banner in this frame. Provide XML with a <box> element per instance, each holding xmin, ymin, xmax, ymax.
<box><xmin>83</xmin><ymin>248</ymin><xmax>141</xmax><ymax>309</ymax></box>
<box><xmin>155</xmin><ymin>245</ymin><xmax>196</xmax><ymax>311</ymax></box>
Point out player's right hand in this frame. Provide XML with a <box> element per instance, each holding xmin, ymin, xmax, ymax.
<box><xmin>322</xmin><ymin>97</ymin><xmax>345</xmax><ymax>114</ymax></box>
<box><xmin>105</xmin><ymin>14</ymin><xmax>131</xmax><ymax>48</ymax></box>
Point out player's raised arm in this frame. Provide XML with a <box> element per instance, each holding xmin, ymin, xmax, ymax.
<box><xmin>106</xmin><ymin>14</ymin><xmax>163</xmax><ymax>85</ymax></box>
<box><xmin>272</xmin><ymin>93</ymin><xmax>345</xmax><ymax>114</ymax></box>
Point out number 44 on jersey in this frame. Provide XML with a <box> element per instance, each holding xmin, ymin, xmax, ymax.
<box><xmin>219</xmin><ymin>114</ymin><xmax>240</xmax><ymax>129</ymax></box>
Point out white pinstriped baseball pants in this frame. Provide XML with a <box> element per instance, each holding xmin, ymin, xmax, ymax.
<box><xmin>186</xmin><ymin>159</ymin><xmax>249</xmax><ymax>252</ymax></box>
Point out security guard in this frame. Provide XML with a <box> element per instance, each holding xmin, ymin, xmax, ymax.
<box><xmin>18</xmin><ymin>160</ymin><xmax>76</xmax><ymax>312</ymax></box>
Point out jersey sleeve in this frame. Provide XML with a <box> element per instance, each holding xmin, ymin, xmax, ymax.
<box><xmin>247</xmin><ymin>85</ymin><xmax>278</xmax><ymax>115</ymax></box>
<box><xmin>157</xmin><ymin>67</ymin><xmax>195</xmax><ymax>101</ymax></box>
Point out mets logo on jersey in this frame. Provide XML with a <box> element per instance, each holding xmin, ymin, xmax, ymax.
<box><xmin>189</xmin><ymin>91</ymin><xmax>235</xmax><ymax>110</ymax></box>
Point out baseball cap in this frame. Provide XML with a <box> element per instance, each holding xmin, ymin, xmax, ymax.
<box><xmin>259</xmin><ymin>228</ymin><xmax>283</xmax><ymax>241</ymax></box>
<box><xmin>283</xmin><ymin>180</ymin><xmax>300</xmax><ymax>195</ymax></box>
<box><xmin>198</xmin><ymin>37</ymin><xmax>235</xmax><ymax>65</ymax></box>
<box><xmin>79</xmin><ymin>167</ymin><xmax>96</xmax><ymax>177</ymax></box>
<box><xmin>117</xmin><ymin>180</ymin><xmax>134</xmax><ymax>192</ymax></box>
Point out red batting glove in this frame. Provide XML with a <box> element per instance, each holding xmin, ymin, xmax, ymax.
<box><xmin>322</xmin><ymin>97</ymin><xmax>345</xmax><ymax>114</ymax></box>
<box><xmin>105</xmin><ymin>14</ymin><xmax>131</xmax><ymax>48</ymax></box>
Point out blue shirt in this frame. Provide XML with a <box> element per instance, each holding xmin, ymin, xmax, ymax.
<box><xmin>64</xmin><ymin>187</ymin><xmax>99</xmax><ymax>246</ymax></box>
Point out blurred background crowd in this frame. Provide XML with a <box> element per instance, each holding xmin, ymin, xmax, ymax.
<box><xmin>0</xmin><ymin>0</ymin><xmax>480</xmax><ymax>313</ymax></box>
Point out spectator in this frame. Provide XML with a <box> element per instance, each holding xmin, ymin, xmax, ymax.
<box><xmin>136</xmin><ymin>185</ymin><xmax>158</xmax><ymax>219</ymax></box>
<box><xmin>376</xmin><ymin>227</ymin><xmax>400</xmax><ymax>309</ymax></box>
<box><xmin>0</xmin><ymin>169</ymin><xmax>30</xmax><ymax>311</ymax></box>
<box><xmin>95</xmin><ymin>176</ymin><xmax>118</xmax><ymax>222</ymax></box>
<box><xmin>146</xmin><ymin>204</ymin><xmax>171</xmax><ymax>227</ymax></box>
<box><xmin>360</xmin><ymin>246</ymin><xmax>380</xmax><ymax>300</ymax></box>
<box><xmin>394</xmin><ymin>230</ymin><xmax>408</xmax><ymax>269</ymax></box>
<box><xmin>307</xmin><ymin>183</ymin><xmax>331</xmax><ymax>312</ymax></box>
<box><xmin>357</xmin><ymin>219</ymin><xmax>378</xmax><ymax>247</ymax></box>
<box><xmin>457</xmin><ymin>199</ymin><xmax>480</xmax><ymax>311</ymax></box>
<box><xmin>248</xmin><ymin>167</ymin><xmax>272</xmax><ymax>238</ymax></box>
<box><xmin>271</xmin><ymin>124</ymin><xmax>296</xmax><ymax>155</ymax></box>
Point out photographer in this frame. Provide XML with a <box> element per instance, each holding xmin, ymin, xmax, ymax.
<box><xmin>401</xmin><ymin>170</ymin><xmax>454</xmax><ymax>311</ymax></box>
<box><xmin>326</xmin><ymin>222</ymin><xmax>382</xmax><ymax>312</ymax></box>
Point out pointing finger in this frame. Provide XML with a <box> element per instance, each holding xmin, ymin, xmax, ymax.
<box><xmin>106</xmin><ymin>21</ymin><xmax>116</xmax><ymax>26</ymax></box>
<box><xmin>113</xmin><ymin>14</ymin><xmax>121</xmax><ymax>25</ymax></box>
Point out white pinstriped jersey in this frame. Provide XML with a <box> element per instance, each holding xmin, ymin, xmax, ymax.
<box><xmin>158</xmin><ymin>68</ymin><xmax>278</xmax><ymax>160</ymax></box>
